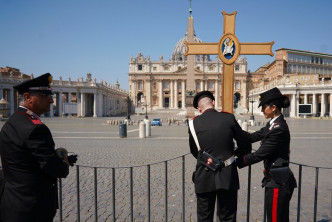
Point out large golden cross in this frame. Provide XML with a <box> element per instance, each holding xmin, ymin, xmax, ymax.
<box><xmin>185</xmin><ymin>11</ymin><xmax>274</xmax><ymax>113</ymax></box>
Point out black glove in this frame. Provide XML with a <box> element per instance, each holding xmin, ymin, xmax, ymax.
<box><xmin>67</xmin><ymin>155</ymin><xmax>78</xmax><ymax>166</ymax></box>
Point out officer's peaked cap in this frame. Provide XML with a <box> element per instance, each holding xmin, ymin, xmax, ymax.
<box><xmin>258</xmin><ymin>87</ymin><xmax>284</xmax><ymax>107</ymax></box>
<box><xmin>13</xmin><ymin>73</ymin><xmax>53</xmax><ymax>95</ymax></box>
<box><xmin>193</xmin><ymin>91</ymin><xmax>215</xmax><ymax>109</ymax></box>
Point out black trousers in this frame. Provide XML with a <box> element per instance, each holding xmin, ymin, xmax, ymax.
<box><xmin>196</xmin><ymin>189</ymin><xmax>237</xmax><ymax>222</ymax></box>
<box><xmin>265</xmin><ymin>187</ymin><xmax>294</xmax><ymax>222</ymax></box>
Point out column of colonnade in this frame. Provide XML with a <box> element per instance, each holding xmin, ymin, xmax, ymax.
<box><xmin>182</xmin><ymin>80</ymin><xmax>185</xmax><ymax>109</ymax></box>
<box><xmin>174</xmin><ymin>80</ymin><xmax>178</xmax><ymax>109</ymax></box>
<box><xmin>170</xmin><ymin>80</ymin><xmax>173</xmax><ymax>109</ymax></box>
<box><xmin>215</xmin><ymin>80</ymin><xmax>219</xmax><ymax>108</ymax></box>
<box><xmin>159</xmin><ymin>80</ymin><xmax>163</xmax><ymax>109</ymax></box>
<box><xmin>320</xmin><ymin>93</ymin><xmax>326</xmax><ymax>117</ymax></box>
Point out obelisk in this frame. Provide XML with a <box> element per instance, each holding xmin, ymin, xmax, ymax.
<box><xmin>185</xmin><ymin>6</ymin><xmax>196</xmax><ymax>118</ymax></box>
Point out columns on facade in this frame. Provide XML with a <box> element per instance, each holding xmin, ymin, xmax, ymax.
<box><xmin>205</xmin><ymin>80</ymin><xmax>208</xmax><ymax>91</ymax></box>
<box><xmin>159</xmin><ymin>80</ymin><xmax>163</xmax><ymax>108</ymax></box>
<box><xmin>80</xmin><ymin>93</ymin><xmax>85</xmax><ymax>117</ymax></box>
<box><xmin>132</xmin><ymin>80</ymin><xmax>136</xmax><ymax>106</ymax></box>
<box><xmin>304</xmin><ymin>93</ymin><xmax>308</xmax><ymax>104</ymax></box>
<box><xmin>312</xmin><ymin>94</ymin><xmax>317</xmax><ymax>115</ymax></box>
<box><xmin>174</xmin><ymin>80</ymin><xmax>178</xmax><ymax>109</ymax></box>
<box><xmin>181</xmin><ymin>80</ymin><xmax>185</xmax><ymax>109</ymax></box>
<box><xmin>146</xmin><ymin>79</ymin><xmax>151</xmax><ymax>109</ymax></box>
<box><xmin>58</xmin><ymin>90</ymin><xmax>63</xmax><ymax>116</ymax></box>
<box><xmin>9</xmin><ymin>88</ymin><xmax>14</xmax><ymax>116</ymax></box>
<box><xmin>93</xmin><ymin>93</ymin><xmax>97</xmax><ymax>117</ymax></box>
<box><xmin>200</xmin><ymin>80</ymin><xmax>204</xmax><ymax>92</ymax></box>
<box><xmin>290</xmin><ymin>93</ymin><xmax>296</xmax><ymax>118</ymax></box>
<box><xmin>320</xmin><ymin>93</ymin><xmax>326</xmax><ymax>117</ymax></box>
<box><xmin>215</xmin><ymin>80</ymin><xmax>219</xmax><ymax>108</ymax></box>
<box><xmin>170</xmin><ymin>80</ymin><xmax>174</xmax><ymax>109</ymax></box>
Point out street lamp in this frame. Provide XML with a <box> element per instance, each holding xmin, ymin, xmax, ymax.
<box><xmin>144</xmin><ymin>103</ymin><xmax>148</xmax><ymax>119</ymax></box>
<box><xmin>249</xmin><ymin>98</ymin><xmax>255</xmax><ymax>121</ymax></box>
<box><xmin>125</xmin><ymin>96</ymin><xmax>131</xmax><ymax>120</ymax></box>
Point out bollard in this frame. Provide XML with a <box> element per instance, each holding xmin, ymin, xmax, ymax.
<box><xmin>144</xmin><ymin>119</ymin><xmax>151</xmax><ymax>137</ymax></box>
<box><xmin>139</xmin><ymin>121</ymin><xmax>146</xmax><ymax>138</ymax></box>
<box><xmin>241</xmin><ymin>122</ymin><xmax>248</xmax><ymax>131</ymax></box>
<box><xmin>119</xmin><ymin>123</ymin><xmax>127</xmax><ymax>138</ymax></box>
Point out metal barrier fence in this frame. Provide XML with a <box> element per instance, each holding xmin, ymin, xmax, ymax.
<box><xmin>57</xmin><ymin>154</ymin><xmax>332</xmax><ymax>222</ymax></box>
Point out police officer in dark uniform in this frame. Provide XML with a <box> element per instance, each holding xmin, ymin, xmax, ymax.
<box><xmin>0</xmin><ymin>73</ymin><xmax>77</xmax><ymax>222</ymax></box>
<box><xmin>188</xmin><ymin>91</ymin><xmax>251</xmax><ymax>222</ymax></box>
<box><xmin>236</xmin><ymin>87</ymin><xmax>297</xmax><ymax>222</ymax></box>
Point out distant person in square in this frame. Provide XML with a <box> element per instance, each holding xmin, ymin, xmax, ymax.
<box><xmin>0</xmin><ymin>73</ymin><xmax>77</xmax><ymax>222</ymax></box>
<box><xmin>188</xmin><ymin>91</ymin><xmax>252</xmax><ymax>222</ymax></box>
<box><xmin>236</xmin><ymin>87</ymin><xmax>297</xmax><ymax>222</ymax></box>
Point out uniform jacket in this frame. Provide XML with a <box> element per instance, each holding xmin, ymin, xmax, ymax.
<box><xmin>0</xmin><ymin>107</ymin><xmax>69</xmax><ymax>222</ymax></box>
<box><xmin>189</xmin><ymin>108</ymin><xmax>252</xmax><ymax>194</ymax></box>
<box><xmin>237</xmin><ymin>114</ymin><xmax>297</xmax><ymax>189</ymax></box>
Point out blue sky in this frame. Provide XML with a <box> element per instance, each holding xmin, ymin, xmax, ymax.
<box><xmin>1</xmin><ymin>0</ymin><xmax>331</xmax><ymax>90</ymax></box>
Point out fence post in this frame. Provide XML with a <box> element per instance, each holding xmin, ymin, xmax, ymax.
<box><xmin>76</xmin><ymin>165</ymin><xmax>80</xmax><ymax>222</ymax></box>
<box><xmin>313</xmin><ymin>167</ymin><xmax>319</xmax><ymax>222</ymax></box>
<box><xmin>182</xmin><ymin>156</ymin><xmax>185</xmax><ymax>222</ymax></box>
<box><xmin>147</xmin><ymin>165</ymin><xmax>151</xmax><ymax>222</ymax></box>
<box><xmin>58</xmin><ymin>178</ymin><xmax>63</xmax><ymax>222</ymax></box>
<box><xmin>112</xmin><ymin>168</ymin><xmax>116</xmax><ymax>222</ymax></box>
<box><xmin>247</xmin><ymin>165</ymin><xmax>251</xmax><ymax>222</ymax></box>
<box><xmin>297</xmin><ymin>165</ymin><xmax>302</xmax><ymax>222</ymax></box>
<box><xmin>165</xmin><ymin>161</ymin><xmax>168</xmax><ymax>222</ymax></box>
<box><xmin>130</xmin><ymin>167</ymin><xmax>134</xmax><ymax>222</ymax></box>
<box><xmin>94</xmin><ymin>167</ymin><xmax>98</xmax><ymax>222</ymax></box>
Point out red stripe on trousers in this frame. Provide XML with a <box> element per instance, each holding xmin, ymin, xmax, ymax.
<box><xmin>272</xmin><ymin>188</ymin><xmax>279</xmax><ymax>222</ymax></box>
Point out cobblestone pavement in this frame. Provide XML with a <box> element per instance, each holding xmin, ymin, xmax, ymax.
<box><xmin>1</xmin><ymin>114</ymin><xmax>332</xmax><ymax>222</ymax></box>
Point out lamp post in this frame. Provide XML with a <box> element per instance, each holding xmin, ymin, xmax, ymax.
<box><xmin>249</xmin><ymin>98</ymin><xmax>255</xmax><ymax>121</ymax></box>
<box><xmin>144</xmin><ymin>103</ymin><xmax>148</xmax><ymax>119</ymax></box>
<box><xmin>125</xmin><ymin>96</ymin><xmax>131</xmax><ymax>120</ymax></box>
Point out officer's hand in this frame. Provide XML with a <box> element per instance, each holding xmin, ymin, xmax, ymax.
<box><xmin>68</xmin><ymin>155</ymin><xmax>78</xmax><ymax>166</ymax></box>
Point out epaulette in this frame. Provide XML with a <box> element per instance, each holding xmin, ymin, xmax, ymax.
<box><xmin>26</xmin><ymin>110</ymin><xmax>43</xmax><ymax>125</ymax></box>
<box><xmin>268</xmin><ymin>122</ymin><xmax>280</xmax><ymax>131</ymax></box>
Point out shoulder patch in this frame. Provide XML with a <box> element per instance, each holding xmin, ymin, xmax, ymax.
<box><xmin>26</xmin><ymin>110</ymin><xmax>43</xmax><ymax>125</ymax></box>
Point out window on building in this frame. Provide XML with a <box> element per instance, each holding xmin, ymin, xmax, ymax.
<box><xmin>179</xmin><ymin>84</ymin><xmax>181</xmax><ymax>90</ymax></box>
<box><xmin>235</xmin><ymin>81</ymin><xmax>240</xmax><ymax>90</ymax></box>
<box><xmin>209</xmin><ymin>81</ymin><xmax>214</xmax><ymax>89</ymax></box>
<box><xmin>164</xmin><ymin>66</ymin><xmax>169</xmax><ymax>71</ymax></box>
<box><xmin>138</xmin><ymin>81</ymin><xmax>143</xmax><ymax>90</ymax></box>
<box><xmin>196</xmin><ymin>67</ymin><xmax>200</xmax><ymax>71</ymax></box>
<box><xmin>153</xmin><ymin>67</ymin><xmax>157</xmax><ymax>71</ymax></box>
<box><xmin>235</xmin><ymin>65</ymin><xmax>239</xmax><ymax>71</ymax></box>
<box><xmin>164</xmin><ymin>81</ymin><xmax>169</xmax><ymax>89</ymax></box>
<box><xmin>196</xmin><ymin>83</ymin><xmax>200</xmax><ymax>90</ymax></box>
<box><xmin>178</xmin><ymin>66</ymin><xmax>181</xmax><ymax>71</ymax></box>
<box><xmin>320</xmin><ymin>57</ymin><xmax>323</xmax><ymax>64</ymax></box>
<box><xmin>209</xmin><ymin>66</ymin><xmax>214</xmax><ymax>71</ymax></box>
<box><xmin>287</xmin><ymin>64</ymin><xmax>292</xmax><ymax>73</ymax></box>
<box><xmin>138</xmin><ymin>65</ymin><xmax>143</xmax><ymax>70</ymax></box>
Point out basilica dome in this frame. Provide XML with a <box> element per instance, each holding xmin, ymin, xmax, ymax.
<box><xmin>171</xmin><ymin>33</ymin><xmax>210</xmax><ymax>61</ymax></box>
